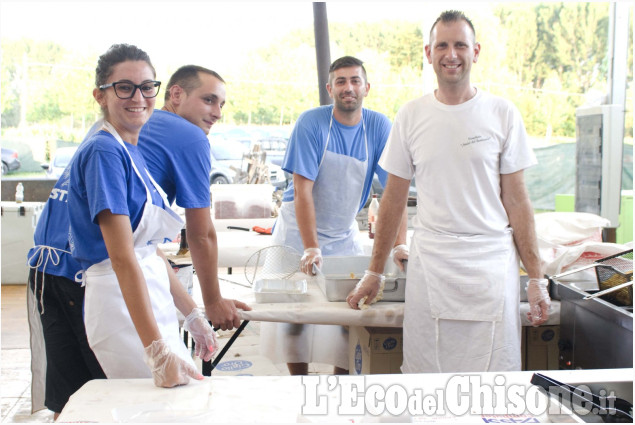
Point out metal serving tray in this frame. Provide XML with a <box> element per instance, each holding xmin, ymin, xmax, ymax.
<box><xmin>316</xmin><ymin>255</ymin><xmax>406</xmax><ymax>302</ymax></box>
<box><xmin>253</xmin><ymin>279</ymin><xmax>308</xmax><ymax>303</ymax></box>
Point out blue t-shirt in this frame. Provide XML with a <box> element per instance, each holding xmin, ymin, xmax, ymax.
<box><xmin>28</xmin><ymin>111</ymin><xmax>212</xmax><ymax>281</ymax></box>
<box><xmin>281</xmin><ymin>105</ymin><xmax>391</xmax><ymax>212</ymax></box>
<box><xmin>138</xmin><ymin>110</ymin><xmax>211</xmax><ymax>208</ymax></box>
<box><xmin>67</xmin><ymin>130</ymin><xmax>166</xmax><ymax>270</ymax></box>
<box><xmin>27</xmin><ymin>165</ymin><xmax>82</xmax><ymax>280</ymax></box>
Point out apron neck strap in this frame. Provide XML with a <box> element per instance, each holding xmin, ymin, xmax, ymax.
<box><xmin>320</xmin><ymin>106</ymin><xmax>368</xmax><ymax>169</ymax></box>
<box><xmin>101</xmin><ymin>121</ymin><xmax>171</xmax><ymax>208</ymax></box>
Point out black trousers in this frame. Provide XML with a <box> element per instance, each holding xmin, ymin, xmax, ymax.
<box><xmin>29</xmin><ymin>269</ymin><xmax>106</xmax><ymax>413</ymax></box>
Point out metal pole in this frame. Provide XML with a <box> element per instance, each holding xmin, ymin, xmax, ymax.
<box><xmin>313</xmin><ymin>2</ymin><xmax>332</xmax><ymax>106</ymax></box>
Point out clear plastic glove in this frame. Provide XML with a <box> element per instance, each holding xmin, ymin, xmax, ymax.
<box><xmin>526</xmin><ymin>278</ymin><xmax>551</xmax><ymax>326</ymax></box>
<box><xmin>346</xmin><ymin>270</ymin><xmax>385</xmax><ymax>310</ymax></box>
<box><xmin>144</xmin><ymin>339</ymin><xmax>203</xmax><ymax>387</ymax></box>
<box><xmin>300</xmin><ymin>247</ymin><xmax>322</xmax><ymax>275</ymax></box>
<box><xmin>391</xmin><ymin>244</ymin><xmax>409</xmax><ymax>271</ymax></box>
<box><xmin>183</xmin><ymin>307</ymin><xmax>218</xmax><ymax>362</ymax></box>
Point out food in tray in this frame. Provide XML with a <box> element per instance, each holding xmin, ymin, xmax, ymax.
<box><xmin>600</xmin><ymin>270</ymin><xmax>633</xmax><ymax>306</ymax></box>
<box><xmin>357</xmin><ymin>278</ymin><xmax>386</xmax><ymax>310</ymax></box>
<box><xmin>350</xmin><ymin>272</ymin><xmax>356</xmax><ymax>279</ymax></box>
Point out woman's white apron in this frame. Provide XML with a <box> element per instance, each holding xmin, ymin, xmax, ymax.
<box><xmin>261</xmin><ymin>109</ymin><xmax>368</xmax><ymax>369</ymax></box>
<box><xmin>83</xmin><ymin>122</ymin><xmax>193</xmax><ymax>378</ymax></box>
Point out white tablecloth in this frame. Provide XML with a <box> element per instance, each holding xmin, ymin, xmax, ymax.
<box><xmin>57</xmin><ymin>369</ymin><xmax>632</xmax><ymax>423</ymax></box>
<box><xmin>190</xmin><ymin>273</ymin><xmax>561</xmax><ymax>327</ymax></box>
<box><xmin>166</xmin><ymin>226</ymin><xmax>560</xmax><ymax>327</ymax></box>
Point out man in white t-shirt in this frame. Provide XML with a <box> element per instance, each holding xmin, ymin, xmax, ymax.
<box><xmin>346</xmin><ymin>10</ymin><xmax>551</xmax><ymax>373</ymax></box>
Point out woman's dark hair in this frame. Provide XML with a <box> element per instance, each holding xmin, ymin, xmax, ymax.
<box><xmin>95</xmin><ymin>44</ymin><xmax>155</xmax><ymax>87</ymax></box>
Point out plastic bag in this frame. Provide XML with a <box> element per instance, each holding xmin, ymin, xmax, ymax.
<box><xmin>534</xmin><ymin>212</ymin><xmax>610</xmax><ymax>246</ymax></box>
<box><xmin>542</xmin><ymin>241</ymin><xmax>632</xmax><ymax>281</ymax></box>
<box><xmin>533</xmin><ymin>212</ymin><xmax>616</xmax><ymax>280</ymax></box>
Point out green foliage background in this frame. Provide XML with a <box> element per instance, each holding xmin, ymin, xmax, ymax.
<box><xmin>1</xmin><ymin>3</ymin><xmax>632</xmax><ymax>144</ymax></box>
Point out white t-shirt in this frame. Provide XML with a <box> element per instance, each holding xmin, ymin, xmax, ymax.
<box><xmin>380</xmin><ymin>89</ymin><xmax>537</xmax><ymax>237</ymax></box>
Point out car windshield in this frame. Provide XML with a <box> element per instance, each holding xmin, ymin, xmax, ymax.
<box><xmin>53</xmin><ymin>149</ymin><xmax>76</xmax><ymax>167</ymax></box>
<box><xmin>211</xmin><ymin>143</ymin><xmax>246</xmax><ymax>160</ymax></box>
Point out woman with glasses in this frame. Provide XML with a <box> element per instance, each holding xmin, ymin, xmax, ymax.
<box><xmin>67</xmin><ymin>44</ymin><xmax>217</xmax><ymax>387</ymax></box>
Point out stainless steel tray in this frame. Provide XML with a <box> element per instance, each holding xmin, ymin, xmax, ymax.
<box><xmin>316</xmin><ymin>255</ymin><xmax>406</xmax><ymax>302</ymax></box>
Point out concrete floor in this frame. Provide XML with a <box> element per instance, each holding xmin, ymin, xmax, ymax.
<box><xmin>1</xmin><ymin>278</ymin><xmax>332</xmax><ymax>422</ymax></box>
<box><xmin>1</xmin><ymin>284</ymin><xmax>54</xmax><ymax>423</ymax></box>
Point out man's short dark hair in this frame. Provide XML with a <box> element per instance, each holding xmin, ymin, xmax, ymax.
<box><xmin>430</xmin><ymin>10</ymin><xmax>476</xmax><ymax>42</ymax></box>
<box><xmin>328</xmin><ymin>56</ymin><xmax>367</xmax><ymax>83</ymax></box>
<box><xmin>165</xmin><ymin>65</ymin><xmax>225</xmax><ymax>101</ymax></box>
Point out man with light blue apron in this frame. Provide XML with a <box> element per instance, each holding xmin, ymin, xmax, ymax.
<box><xmin>260</xmin><ymin>56</ymin><xmax>408</xmax><ymax>375</ymax></box>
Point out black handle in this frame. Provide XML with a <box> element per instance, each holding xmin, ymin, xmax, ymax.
<box><xmin>210</xmin><ymin>320</ymin><xmax>250</xmax><ymax>371</ymax></box>
<box><xmin>530</xmin><ymin>373</ymin><xmax>633</xmax><ymax>422</ymax></box>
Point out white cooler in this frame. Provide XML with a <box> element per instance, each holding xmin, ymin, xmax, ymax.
<box><xmin>1</xmin><ymin>201</ymin><xmax>44</xmax><ymax>284</ymax></box>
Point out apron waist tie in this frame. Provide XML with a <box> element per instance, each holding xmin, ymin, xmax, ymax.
<box><xmin>434</xmin><ymin>318</ymin><xmax>497</xmax><ymax>373</ymax></box>
<box><xmin>434</xmin><ymin>318</ymin><xmax>442</xmax><ymax>373</ymax></box>
<box><xmin>27</xmin><ymin>245</ymin><xmax>70</xmax><ymax>315</ymax></box>
<box><xmin>75</xmin><ymin>270</ymin><xmax>86</xmax><ymax>287</ymax></box>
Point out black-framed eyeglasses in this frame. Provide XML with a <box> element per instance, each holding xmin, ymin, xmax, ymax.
<box><xmin>99</xmin><ymin>80</ymin><xmax>161</xmax><ymax>99</ymax></box>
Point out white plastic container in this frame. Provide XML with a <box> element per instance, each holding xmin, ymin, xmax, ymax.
<box><xmin>173</xmin><ymin>264</ymin><xmax>194</xmax><ymax>296</ymax></box>
<box><xmin>253</xmin><ymin>278</ymin><xmax>308</xmax><ymax>303</ymax></box>
<box><xmin>1</xmin><ymin>201</ymin><xmax>44</xmax><ymax>284</ymax></box>
<box><xmin>211</xmin><ymin>184</ymin><xmax>274</xmax><ymax>219</ymax></box>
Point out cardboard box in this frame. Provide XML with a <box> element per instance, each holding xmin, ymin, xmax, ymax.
<box><xmin>524</xmin><ymin>325</ymin><xmax>560</xmax><ymax>370</ymax></box>
<box><xmin>349</xmin><ymin>326</ymin><xmax>403</xmax><ymax>375</ymax></box>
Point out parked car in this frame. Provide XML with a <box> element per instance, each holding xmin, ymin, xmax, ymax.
<box><xmin>210</xmin><ymin>139</ymin><xmax>287</xmax><ymax>189</ymax></box>
<box><xmin>256</xmin><ymin>137</ymin><xmax>288</xmax><ymax>167</ymax></box>
<box><xmin>1</xmin><ymin>147</ymin><xmax>21</xmax><ymax>175</ymax></box>
<box><xmin>41</xmin><ymin>146</ymin><xmax>78</xmax><ymax>180</ymax></box>
<box><xmin>210</xmin><ymin>139</ymin><xmax>247</xmax><ymax>185</ymax></box>
<box><xmin>213</xmin><ymin>127</ymin><xmax>291</xmax><ymax>167</ymax></box>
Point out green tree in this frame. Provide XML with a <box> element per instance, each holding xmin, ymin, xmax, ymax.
<box><xmin>1</xmin><ymin>38</ymin><xmax>97</xmax><ymax>138</ymax></box>
<box><xmin>494</xmin><ymin>2</ymin><xmax>611</xmax><ymax>137</ymax></box>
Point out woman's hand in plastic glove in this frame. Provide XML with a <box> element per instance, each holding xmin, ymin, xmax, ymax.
<box><xmin>526</xmin><ymin>278</ymin><xmax>551</xmax><ymax>326</ymax></box>
<box><xmin>144</xmin><ymin>339</ymin><xmax>203</xmax><ymax>387</ymax></box>
<box><xmin>391</xmin><ymin>244</ymin><xmax>409</xmax><ymax>271</ymax></box>
<box><xmin>300</xmin><ymin>247</ymin><xmax>322</xmax><ymax>275</ymax></box>
<box><xmin>346</xmin><ymin>270</ymin><xmax>383</xmax><ymax>310</ymax></box>
<box><xmin>183</xmin><ymin>307</ymin><xmax>218</xmax><ymax>362</ymax></box>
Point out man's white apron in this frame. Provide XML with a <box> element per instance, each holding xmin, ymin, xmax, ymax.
<box><xmin>402</xmin><ymin>229</ymin><xmax>522</xmax><ymax>373</ymax></box>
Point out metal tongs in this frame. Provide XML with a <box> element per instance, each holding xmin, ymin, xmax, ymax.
<box><xmin>530</xmin><ymin>373</ymin><xmax>633</xmax><ymax>422</ymax></box>
<box><xmin>550</xmin><ymin>263</ymin><xmax>632</xmax><ymax>281</ymax></box>
<box><xmin>583</xmin><ymin>280</ymin><xmax>634</xmax><ymax>300</ymax></box>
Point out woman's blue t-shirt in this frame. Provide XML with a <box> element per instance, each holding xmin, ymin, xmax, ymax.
<box><xmin>68</xmin><ymin>130</ymin><xmax>165</xmax><ymax>270</ymax></box>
